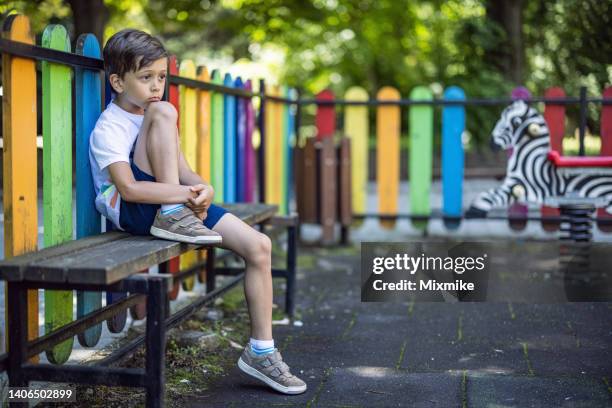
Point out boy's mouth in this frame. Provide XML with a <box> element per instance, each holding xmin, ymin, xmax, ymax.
<box><xmin>148</xmin><ymin>97</ymin><xmax>160</xmax><ymax>102</ymax></box>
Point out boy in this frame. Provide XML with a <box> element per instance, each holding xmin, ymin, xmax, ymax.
<box><xmin>89</xmin><ymin>29</ymin><xmax>306</xmax><ymax>395</ymax></box>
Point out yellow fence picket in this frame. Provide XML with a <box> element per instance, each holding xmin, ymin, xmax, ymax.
<box><xmin>1</xmin><ymin>14</ymin><xmax>39</xmax><ymax>362</ymax></box>
<box><xmin>179</xmin><ymin>60</ymin><xmax>199</xmax><ymax>291</ymax></box>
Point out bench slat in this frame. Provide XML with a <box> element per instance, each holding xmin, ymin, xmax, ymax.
<box><xmin>0</xmin><ymin>204</ymin><xmax>277</xmax><ymax>285</ymax></box>
<box><xmin>0</xmin><ymin>232</ymin><xmax>129</xmax><ymax>281</ymax></box>
<box><xmin>28</xmin><ymin>236</ymin><xmax>200</xmax><ymax>284</ymax></box>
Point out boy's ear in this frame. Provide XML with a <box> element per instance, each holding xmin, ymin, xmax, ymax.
<box><xmin>108</xmin><ymin>73</ymin><xmax>124</xmax><ymax>94</ymax></box>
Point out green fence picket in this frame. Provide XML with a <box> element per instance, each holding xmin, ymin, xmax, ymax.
<box><xmin>211</xmin><ymin>70</ymin><xmax>225</xmax><ymax>202</ymax></box>
<box><xmin>409</xmin><ymin>86</ymin><xmax>434</xmax><ymax>231</ymax></box>
<box><xmin>42</xmin><ymin>24</ymin><xmax>74</xmax><ymax>364</ymax></box>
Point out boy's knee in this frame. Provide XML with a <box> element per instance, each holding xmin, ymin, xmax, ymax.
<box><xmin>258</xmin><ymin>233</ymin><xmax>272</xmax><ymax>255</ymax></box>
<box><xmin>147</xmin><ymin>101</ymin><xmax>177</xmax><ymax>122</ymax></box>
<box><xmin>248</xmin><ymin>233</ymin><xmax>272</xmax><ymax>263</ymax></box>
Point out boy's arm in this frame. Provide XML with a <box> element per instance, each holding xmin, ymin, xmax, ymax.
<box><xmin>108</xmin><ymin>161</ymin><xmax>195</xmax><ymax>204</ymax></box>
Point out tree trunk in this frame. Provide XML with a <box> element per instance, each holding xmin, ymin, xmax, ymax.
<box><xmin>486</xmin><ymin>0</ymin><xmax>525</xmax><ymax>85</ymax></box>
<box><xmin>66</xmin><ymin>0</ymin><xmax>109</xmax><ymax>45</ymax></box>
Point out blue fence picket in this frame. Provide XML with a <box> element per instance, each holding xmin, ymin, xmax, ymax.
<box><xmin>441</xmin><ymin>86</ymin><xmax>466</xmax><ymax>229</ymax></box>
<box><xmin>75</xmin><ymin>33</ymin><xmax>103</xmax><ymax>347</ymax></box>
<box><xmin>103</xmin><ymin>68</ymin><xmax>127</xmax><ymax>334</ymax></box>
<box><xmin>285</xmin><ymin>88</ymin><xmax>297</xmax><ymax>214</ymax></box>
<box><xmin>224</xmin><ymin>73</ymin><xmax>237</xmax><ymax>202</ymax></box>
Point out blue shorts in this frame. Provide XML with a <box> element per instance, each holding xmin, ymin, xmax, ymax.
<box><xmin>119</xmin><ymin>161</ymin><xmax>228</xmax><ymax>235</ymax></box>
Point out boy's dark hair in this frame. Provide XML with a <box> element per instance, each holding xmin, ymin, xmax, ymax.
<box><xmin>103</xmin><ymin>29</ymin><xmax>168</xmax><ymax>78</ymax></box>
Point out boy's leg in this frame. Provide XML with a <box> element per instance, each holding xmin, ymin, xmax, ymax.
<box><xmin>212</xmin><ymin>213</ymin><xmax>273</xmax><ymax>340</ymax></box>
<box><xmin>213</xmin><ymin>214</ymin><xmax>307</xmax><ymax>394</ymax></box>
<box><xmin>132</xmin><ymin>101</ymin><xmax>180</xmax><ymax>183</ymax></box>
<box><xmin>131</xmin><ymin>102</ymin><xmax>221</xmax><ymax>244</ymax></box>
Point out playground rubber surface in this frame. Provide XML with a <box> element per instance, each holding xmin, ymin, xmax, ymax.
<box><xmin>192</xmin><ymin>245</ymin><xmax>612</xmax><ymax>407</ymax></box>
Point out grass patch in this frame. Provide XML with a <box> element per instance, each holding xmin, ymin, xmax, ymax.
<box><xmin>563</xmin><ymin>134</ymin><xmax>601</xmax><ymax>156</ymax></box>
<box><xmin>297</xmin><ymin>254</ymin><xmax>315</xmax><ymax>269</ymax></box>
<box><xmin>315</xmin><ymin>245</ymin><xmax>360</xmax><ymax>257</ymax></box>
<box><xmin>272</xmin><ymin>307</ymin><xmax>286</xmax><ymax>321</ymax></box>
<box><xmin>74</xmin><ymin>284</ymin><xmax>253</xmax><ymax>407</ymax></box>
<box><xmin>218</xmin><ymin>283</ymin><xmax>246</xmax><ymax>314</ymax></box>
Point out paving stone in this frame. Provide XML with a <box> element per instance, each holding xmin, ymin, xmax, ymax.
<box><xmin>315</xmin><ymin>369</ymin><xmax>462</xmax><ymax>408</ymax></box>
<box><xmin>185</xmin><ymin>361</ymin><xmax>322</xmax><ymax>408</ymax></box>
<box><xmin>467</xmin><ymin>374</ymin><xmax>611</xmax><ymax>408</ymax></box>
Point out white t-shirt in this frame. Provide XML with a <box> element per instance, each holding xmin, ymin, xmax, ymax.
<box><xmin>89</xmin><ymin>101</ymin><xmax>144</xmax><ymax>230</ymax></box>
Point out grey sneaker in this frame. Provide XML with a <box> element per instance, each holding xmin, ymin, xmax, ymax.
<box><xmin>238</xmin><ymin>346</ymin><xmax>307</xmax><ymax>395</ymax></box>
<box><xmin>149</xmin><ymin>207</ymin><xmax>222</xmax><ymax>244</ymax></box>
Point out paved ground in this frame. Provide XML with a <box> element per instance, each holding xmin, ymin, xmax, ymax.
<box><xmin>0</xmin><ymin>180</ymin><xmax>611</xmax><ymax>407</ymax></box>
<box><xmin>192</xmin><ymin>244</ymin><xmax>612</xmax><ymax>408</ymax></box>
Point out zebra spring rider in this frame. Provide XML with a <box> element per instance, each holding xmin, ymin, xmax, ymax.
<box><xmin>466</xmin><ymin>100</ymin><xmax>612</xmax><ymax>217</ymax></box>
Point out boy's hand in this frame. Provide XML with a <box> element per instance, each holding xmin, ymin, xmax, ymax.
<box><xmin>193</xmin><ymin>210</ymin><xmax>207</xmax><ymax>221</ymax></box>
<box><xmin>186</xmin><ymin>184</ymin><xmax>214</xmax><ymax>213</ymax></box>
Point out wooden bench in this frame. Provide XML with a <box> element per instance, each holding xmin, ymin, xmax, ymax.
<box><xmin>0</xmin><ymin>203</ymin><xmax>298</xmax><ymax>407</ymax></box>
<box><xmin>0</xmin><ymin>15</ymin><xmax>299</xmax><ymax>407</ymax></box>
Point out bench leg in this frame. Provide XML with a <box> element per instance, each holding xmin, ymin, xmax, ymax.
<box><xmin>285</xmin><ymin>224</ymin><xmax>297</xmax><ymax>318</ymax></box>
<box><xmin>7</xmin><ymin>282</ymin><xmax>28</xmax><ymax>394</ymax></box>
<box><xmin>145</xmin><ymin>277</ymin><xmax>167</xmax><ymax>408</ymax></box>
<box><xmin>340</xmin><ymin>225</ymin><xmax>350</xmax><ymax>246</ymax></box>
<box><xmin>7</xmin><ymin>282</ymin><xmax>28</xmax><ymax>408</ymax></box>
<box><xmin>205</xmin><ymin>247</ymin><xmax>216</xmax><ymax>293</ymax></box>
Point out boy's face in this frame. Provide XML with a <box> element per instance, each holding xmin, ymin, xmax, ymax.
<box><xmin>110</xmin><ymin>56</ymin><xmax>167</xmax><ymax>114</ymax></box>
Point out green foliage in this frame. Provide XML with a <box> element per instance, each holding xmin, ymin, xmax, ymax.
<box><xmin>4</xmin><ymin>0</ymin><xmax>610</xmax><ymax>145</ymax></box>
<box><xmin>523</xmin><ymin>0</ymin><xmax>612</xmax><ymax>134</ymax></box>
<box><xmin>0</xmin><ymin>0</ymin><xmax>71</xmax><ymax>34</ymax></box>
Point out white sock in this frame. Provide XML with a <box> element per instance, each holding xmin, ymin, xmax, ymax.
<box><xmin>249</xmin><ymin>338</ymin><xmax>275</xmax><ymax>355</ymax></box>
<box><xmin>161</xmin><ymin>204</ymin><xmax>184</xmax><ymax>215</ymax></box>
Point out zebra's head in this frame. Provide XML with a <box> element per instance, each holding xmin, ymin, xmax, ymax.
<box><xmin>491</xmin><ymin>100</ymin><xmax>549</xmax><ymax>150</ymax></box>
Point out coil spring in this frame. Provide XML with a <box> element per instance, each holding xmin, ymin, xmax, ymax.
<box><xmin>559</xmin><ymin>204</ymin><xmax>594</xmax><ymax>300</ymax></box>
<box><xmin>559</xmin><ymin>204</ymin><xmax>594</xmax><ymax>242</ymax></box>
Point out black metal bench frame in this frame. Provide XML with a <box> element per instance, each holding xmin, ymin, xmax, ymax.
<box><xmin>1</xmin><ymin>206</ymin><xmax>298</xmax><ymax>408</ymax></box>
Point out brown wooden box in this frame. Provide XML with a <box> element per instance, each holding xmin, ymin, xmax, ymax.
<box><xmin>294</xmin><ymin>136</ymin><xmax>352</xmax><ymax>243</ymax></box>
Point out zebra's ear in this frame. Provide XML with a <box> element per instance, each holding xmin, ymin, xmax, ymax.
<box><xmin>513</xmin><ymin>99</ymin><xmax>527</xmax><ymax>110</ymax></box>
<box><xmin>527</xmin><ymin>123</ymin><xmax>541</xmax><ymax>137</ymax></box>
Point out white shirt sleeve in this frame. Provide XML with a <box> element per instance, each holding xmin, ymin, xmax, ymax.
<box><xmin>90</xmin><ymin>119</ymin><xmax>133</xmax><ymax>171</ymax></box>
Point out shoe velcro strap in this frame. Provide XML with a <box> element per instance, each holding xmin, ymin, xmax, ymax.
<box><xmin>171</xmin><ymin>208</ymin><xmax>198</xmax><ymax>221</ymax></box>
<box><xmin>176</xmin><ymin>220</ymin><xmax>201</xmax><ymax>229</ymax></box>
<box><xmin>265</xmin><ymin>360</ymin><xmax>290</xmax><ymax>375</ymax></box>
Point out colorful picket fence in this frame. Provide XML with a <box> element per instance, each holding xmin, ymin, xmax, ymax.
<box><xmin>316</xmin><ymin>85</ymin><xmax>612</xmax><ymax>231</ymax></box>
<box><xmin>0</xmin><ymin>15</ymin><xmax>295</xmax><ymax>364</ymax></box>
<box><xmin>320</xmin><ymin>86</ymin><xmax>465</xmax><ymax>230</ymax></box>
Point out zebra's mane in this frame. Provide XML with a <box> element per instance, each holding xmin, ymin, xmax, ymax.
<box><xmin>495</xmin><ymin>100</ymin><xmax>550</xmax><ymax>152</ymax></box>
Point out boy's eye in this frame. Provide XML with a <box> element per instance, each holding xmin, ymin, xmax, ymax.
<box><xmin>159</xmin><ymin>74</ymin><xmax>166</xmax><ymax>80</ymax></box>
<box><xmin>141</xmin><ymin>75</ymin><xmax>150</xmax><ymax>80</ymax></box>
